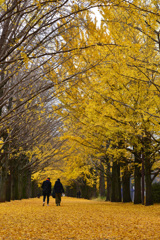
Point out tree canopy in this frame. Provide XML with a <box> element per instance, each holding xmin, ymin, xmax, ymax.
<box><xmin>0</xmin><ymin>0</ymin><xmax>160</xmax><ymax>205</ymax></box>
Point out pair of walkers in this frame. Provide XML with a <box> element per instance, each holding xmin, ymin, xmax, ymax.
<box><xmin>41</xmin><ymin>178</ymin><xmax>64</xmax><ymax>206</ymax></box>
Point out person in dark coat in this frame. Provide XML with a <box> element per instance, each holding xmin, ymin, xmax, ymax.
<box><xmin>53</xmin><ymin>178</ymin><xmax>64</xmax><ymax>206</ymax></box>
<box><xmin>41</xmin><ymin>177</ymin><xmax>51</xmax><ymax>206</ymax></box>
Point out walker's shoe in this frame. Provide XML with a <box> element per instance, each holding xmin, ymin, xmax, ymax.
<box><xmin>47</xmin><ymin>204</ymin><xmax>49</xmax><ymax>206</ymax></box>
<box><xmin>43</xmin><ymin>202</ymin><xmax>45</xmax><ymax>206</ymax></box>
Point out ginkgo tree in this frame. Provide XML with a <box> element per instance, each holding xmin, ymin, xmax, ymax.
<box><xmin>52</xmin><ymin>0</ymin><xmax>160</xmax><ymax>205</ymax></box>
<box><xmin>0</xmin><ymin>0</ymin><xmax>104</xmax><ymax>201</ymax></box>
<box><xmin>99</xmin><ymin>0</ymin><xmax>160</xmax><ymax>205</ymax></box>
<box><xmin>0</xmin><ymin>0</ymin><xmax>159</xmax><ymax>205</ymax></box>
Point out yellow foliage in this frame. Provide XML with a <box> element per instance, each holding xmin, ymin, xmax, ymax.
<box><xmin>0</xmin><ymin>0</ymin><xmax>4</xmax><ymax>6</ymax></box>
<box><xmin>0</xmin><ymin>198</ymin><xmax>160</xmax><ymax>239</ymax></box>
<box><xmin>0</xmin><ymin>138</ymin><xmax>4</xmax><ymax>149</ymax></box>
<box><xmin>50</xmin><ymin>0</ymin><xmax>160</xmax><ymax>177</ymax></box>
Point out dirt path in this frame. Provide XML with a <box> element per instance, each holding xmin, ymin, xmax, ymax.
<box><xmin>0</xmin><ymin>197</ymin><xmax>160</xmax><ymax>239</ymax></box>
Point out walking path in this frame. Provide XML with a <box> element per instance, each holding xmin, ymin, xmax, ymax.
<box><xmin>0</xmin><ymin>197</ymin><xmax>160</xmax><ymax>239</ymax></box>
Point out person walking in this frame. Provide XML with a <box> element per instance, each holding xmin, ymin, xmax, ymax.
<box><xmin>41</xmin><ymin>177</ymin><xmax>51</xmax><ymax>206</ymax></box>
<box><xmin>53</xmin><ymin>178</ymin><xmax>64</xmax><ymax>206</ymax></box>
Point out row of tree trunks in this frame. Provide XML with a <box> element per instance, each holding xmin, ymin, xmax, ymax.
<box><xmin>105</xmin><ymin>140</ymin><xmax>153</xmax><ymax>205</ymax></box>
<box><xmin>0</xmin><ymin>160</ymin><xmax>32</xmax><ymax>202</ymax></box>
<box><xmin>110</xmin><ymin>161</ymin><xmax>132</xmax><ymax>203</ymax></box>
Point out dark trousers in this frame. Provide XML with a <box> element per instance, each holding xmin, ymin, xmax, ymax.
<box><xmin>55</xmin><ymin>193</ymin><xmax>61</xmax><ymax>205</ymax></box>
<box><xmin>43</xmin><ymin>194</ymin><xmax>50</xmax><ymax>204</ymax></box>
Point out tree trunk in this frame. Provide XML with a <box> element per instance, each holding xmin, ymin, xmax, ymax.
<box><xmin>6</xmin><ymin>174</ymin><xmax>11</xmax><ymax>201</ymax></box>
<box><xmin>143</xmin><ymin>136</ymin><xmax>153</xmax><ymax>206</ymax></box>
<box><xmin>111</xmin><ymin>161</ymin><xmax>121</xmax><ymax>202</ymax></box>
<box><xmin>92</xmin><ymin>177</ymin><xmax>97</xmax><ymax>198</ymax></box>
<box><xmin>106</xmin><ymin>161</ymin><xmax>111</xmax><ymax>201</ymax></box>
<box><xmin>134</xmin><ymin>164</ymin><xmax>142</xmax><ymax>204</ymax></box>
<box><xmin>26</xmin><ymin>170</ymin><xmax>32</xmax><ymax>198</ymax></box>
<box><xmin>122</xmin><ymin>168</ymin><xmax>131</xmax><ymax>202</ymax></box>
<box><xmin>145</xmin><ymin>158</ymin><xmax>153</xmax><ymax>205</ymax></box>
<box><xmin>99</xmin><ymin>163</ymin><xmax>105</xmax><ymax>197</ymax></box>
<box><xmin>0</xmin><ymin>137</ymin><xmax>9</xmax><ymax>202</ymax></box>
<box><xmin>89</xmin><ymin>167</ymin><xmax>97</xmax><ymax>198</ymax></box>
<box><xmin>0</xmin><ymin>166</ymin><xmax>8</xmax><ymax>202</ymax></box>
<box><xmin>10</xmin><ymin>168</ymin><xmax>19</xmax><ymax>200</ymax></box>
<box><xmin>21</xmin><ymin>169</ymin><xmax>30</xmax><ymax>199</ymax></box>
<box><xmin>18</xmin><ymin>172</ymin><xmax>23</xmax><ymax>200</ymax></box>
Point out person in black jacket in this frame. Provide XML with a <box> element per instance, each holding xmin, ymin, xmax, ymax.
<box><xmin>41</xmin><ymin>177</ymin><xmax>51</xmax><ymax>206</ymax></box>
<box><xmin>53</xmin><ymin>178</ymin><xmax>64</xmax><ymax>206</ymax></box>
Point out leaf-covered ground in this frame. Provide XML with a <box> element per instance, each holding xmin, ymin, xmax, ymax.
<box><xmin>0</xmin><ymin>197</ymin><xmax>160</xmax><ymax>240</ymax></box>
